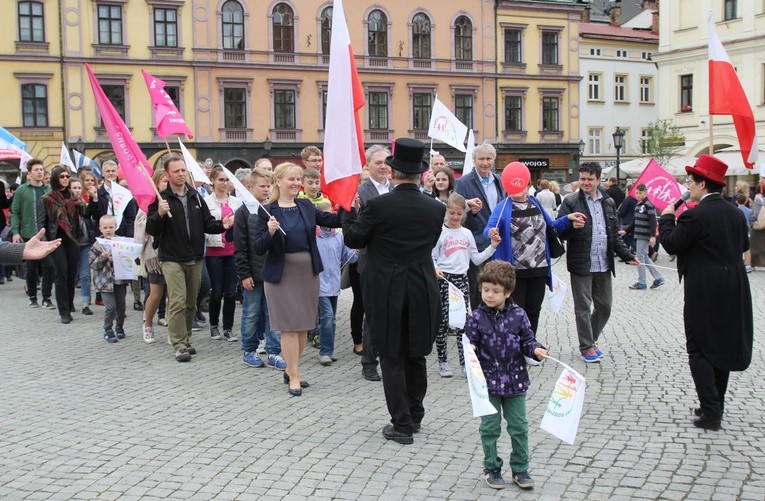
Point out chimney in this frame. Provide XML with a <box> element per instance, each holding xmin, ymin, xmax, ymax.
<box><xmin>582</xmin><ymin>6</ymin><xmax>591</xmax><ymax>23</ymax></box>
<box><xmin>610</xmin><ymin>5</ymin><xmax>622</xmax><ymax>26</ymax></box>
<box><xmin>651</xmin><ymin>10</ymin><xmax>659</xmax><ymax>34</ymax></box>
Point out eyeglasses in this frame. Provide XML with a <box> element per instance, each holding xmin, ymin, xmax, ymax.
<box><xmin>59</xmin><ymin>174</ymin><xmax>71</xmax><ymax>179</ymax></box>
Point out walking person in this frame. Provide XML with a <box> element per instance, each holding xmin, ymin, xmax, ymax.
<box><xmin>342</xmin><ymin>138</ymin><xmax>446</xmax><ymax>444</ymax></box>
<box><xmin>659</xmin><ymin>155</ymin><xmax>753</xmax><ymax>431</ymax></box>
<box><xmin>90</xmin><ymin>215</ymin><xmax>127</xmax><ymax>343</ymax></box>
<box><xmin>76</xmin><ymin>171</ymin><xmax>99</xmax><ymax>314</ymax></box>
<box><xmin>619</xmin><ymin>184</ymin><xmax>665</xmax><ymax>290</ymax></box>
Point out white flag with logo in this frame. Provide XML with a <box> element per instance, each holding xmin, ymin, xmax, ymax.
<box><xmin>109</xmin><ymin>181</ymin><xmax>134</xmax><ymax>229</ymax></box>
<box><xmin>178</xmin><ymin>138</ymin><xmax>211</xmax><ymax>185</ymax></box>
<box><xmin>222</xmin><ymin>165</ymin><xmax>263</xmax><ymax>216</ymax></box>
<box><xmin>428</xmin><ymin>96</ymin><xmax>468</xmax><ymax>152</ymax></box>
<box><xmin>462</xmin><ymin>129</ymin><xmax>476</xmax><ymax>176</ymax></box>
<box><xmin>540</xmin><ymin>363</ymin><xmax>586</xmax><ymax>445</ymax></box>
<box><xmin>60</xmin><ymin>143</ymin><xmax>77</xmax><ymax>173</ymax></box>
<box><xmin>545</xmin><ymin>273</ymin><xmax>568</xmax><ymax>313</ymax></box>
<box><xmin>447</xmin><ymin>280</ymin><xmax>467</xmax><ymax>329</ymax></box>
<box><xmin>462</xmin><ymin>334</ymin><xmax>498</xmax><ymax>417</ymax></box>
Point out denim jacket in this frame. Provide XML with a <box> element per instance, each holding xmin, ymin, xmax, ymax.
<box><xmin>465</xmin><ymin>300</ymin><xmax>543</xmax><ymax>397</ymax></box>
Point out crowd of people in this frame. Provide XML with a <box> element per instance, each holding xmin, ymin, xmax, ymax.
<box><xmin>0</xmin><ymin>141</ymin><xmax>756</xmax><ymax>492</ymax></box>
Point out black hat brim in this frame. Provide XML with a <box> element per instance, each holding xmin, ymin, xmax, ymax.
<box><xmin>385</xmin><ymin>156</ymin><xmax>429</xmax><ymax>174</ymax></box>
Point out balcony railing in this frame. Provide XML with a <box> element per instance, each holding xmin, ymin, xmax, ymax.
<box><xmin>218</xmin><ymin>128</ymin><xmax>252</xmax><ymax>141</ymax></box>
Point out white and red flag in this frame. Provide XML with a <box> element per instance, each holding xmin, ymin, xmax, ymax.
<box><xmin>141</xmin><ymin>69</ymin><xmax>193</xmax><ymax>139</ymax></box>
<box><xmin>321</xmin><ymin>0</ymin><xmax>366</xmax><ymax>210</ymax></box>
<box><xmin>708</xmin><ymin>19</ymin><xmax>758</xmax><ymax>169</ymax></box>
<box><xmin>86</xmin><ymin>64</ymin><xmax>156</xmax><ymax>212</ymax></box>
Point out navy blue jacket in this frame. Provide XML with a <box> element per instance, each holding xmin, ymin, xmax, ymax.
<box><xmin>253</xmin><ymin>198</ymin><xmax>341</xmax><ymax>283</ymax></box>
<box><xmin>454</xmin><ymin>169</ymin><xmax>505</xmax><ymax>251</ymax></box>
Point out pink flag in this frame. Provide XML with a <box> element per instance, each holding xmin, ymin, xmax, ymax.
<box><xmin>86</xmin><ymin>64</ymin><xmax>156</xmax><ymax>212</ymax></box>
<box><xmin>708</xmin><ymin>20</ymin><xmax>757</xmax><ymax>169</ymax></box>
<box><xmin>629</xmin><ymin>158</ymin><xmax>686</xmax><ymax>213</ymax></box>
<box><xmin>141</xmin><ymin>69</ymin><xmax>193</xmax><ymax>139</ymax></box>
<box><xmin>321</xmin><ymin>0</ymin><xmax>365</xmax><ymax>210</ymax></box>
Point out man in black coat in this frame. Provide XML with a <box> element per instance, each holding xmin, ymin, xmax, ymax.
<box><xmin>342</xmin><ymin>138</ymin><xmax>446</xmax><ymax>445</ymax></box>
<box><xmin>659</xmin><ymin>155</ymin><xmax>753</xmax><ymax>431</ymax></box>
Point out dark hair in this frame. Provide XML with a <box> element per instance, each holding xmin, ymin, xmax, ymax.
<box><xmin>477</xmin><ymin>261</ymin><xmax>516</xmax><ymax>293</ymax></box>
<box><xmin>636</xmin><ymin>183</ymin><xmax>647</xmax><ymax>192</ymax></box>
<box><xmin>210</xmin><ymin>165</ymin><xmax>226</xmax><ymax>182</ymax></box>
<box><xmin>163</xmin><ymin>154</ymin><xmax>185</xmax><ymax>171</ymax></box>
<box><xmin>735</xmin><ymin>194</ymin><xmax>747</xmax><ymax>205</ymax></box>
<box><xmin>10</xmin><ymin>183</ymin><xmax>19</xmax><ymax>191</ymax></box>
<box><xmin>433</xmin><ymin>167</ymin><xmax>455</xmax><ymax>198</ymax></box>
<box><xmin>689</xmin><ymin>172</ymin><xmax>724</xmax><ymax>194</ymax></box>
<box><xmin>579</xmin><ymin>162</ymin><xmax>602</xmax><ymax>178</ymax></box>
<box><xmin>27</xmin><ymin>158</ymin><xmax>44</xmax><ymax>171</ymax></box>
<box><xmin>303</xmin><ymin>167</ymin><xmax>321</xmax><ymax>180</ymax></box>
<box><xmin>49</xmin><ymin>166</ymin><xmax>71</xmax><ymax>192</ymax></box>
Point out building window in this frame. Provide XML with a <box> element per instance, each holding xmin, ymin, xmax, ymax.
<box><xmin>680</xmin><ymin>74</ymin><xmax>693</xmax><ymax>112</ymax></box>
<box><xmin>321</xmin><ymin>89</ymin><xmax>328</xmax><ymax>128</ymax></box>
<box><xmin>100</xmin><ymin>84</ymin><xmax>125</xmax><ymax>122</ymax></box>
<box><xmin>454</xmin><ymin>16</ymin><xmax>472</xmax><ymax>61</ymax></box>
<box><xmin>588</xmin><ymin>128</ymin><xmax>602</xmax><ymax>155</ymax></box>
<box><xmin>504</xmin><ymin>95</ymin><xmax>523</xmax><ymax>132</ymax></box>
<box><xmin>542</xmin><ymin>97</ymin><xmax>559</xmax><ymax>131</ymax></box>
<box><xmin>274</xmin><ymin>89</ymin><xmax>295</xmax><ymax>129</ymax></box>
<box><xmin>412</xmin><ymin>93</ymin><xmax>432</xmax><ymax>130</ymax></box>
<box><xmin>221</xmin><ymin>1</ymin><xmax>244</xmax><ymax>50</ymax></box>
<box><xmin>639</xmin><ymin>76</ymin><xmax>652</xmax><ymax>103</ymax></box>
<box><xmin>589</xmin><ymin>48</ymin><xmax>601</xmax><ymax>56</ymax></box>
<box><xmin>411</xmin><ymin>13</ymin><xmax>431</xmax><ymax>59</ymax></box>
<box><xmin>724</xmin><ymin>0</ymin><xmax>737</xmax><ymax>20</ymax></box>
<box><xmin>97</xmin><ymin>4</ymin><xmax>122</xmax><ymax>45</ymax></box>
<box><xmin>640</xmin><ymin>128</ymin><xmax>651</xmax><ymax>154</ymax></box>
<box><xmin>368</xmin><ymin>91</ymin><xmax>388</xmax><ymax>130</ymax></box>
<box><xmin>153</xmin><ymin>8</ymin><xmax>177</xmax><ymax>47</ymax></box>
<box><xmin>272</xmin><ymin>3</ymin><xmax>294</xmax><ymax>53</ymax></box>
<box><xmin>641</xmin><ymin>51</ymin><xmax>652</xmax><ymax>60</ymax></box>
<box><xmin>368</xmin><ymin>10</ymin><xmax>387</xmax><ymax>57</ymax></box>
<box><xmin>454</xmin><ymin>94</ymin><xmax>473</xmax><ymax>130</ymax></box>
<box><xmin>616</xmin><ymin>49</ymin><xmax>628</xmax><ymax>58</ymax></box>
<box><xmin>21</xmin><ymin>83</ymin><xmax>47</xmax><ymax>127</ymax></box>
<box><xmin>588</xmin><ymin>74</ymin><xmax>600</xmax><ymax>101</ymax></box>
<box><xmin>504</xmin><ymin>29</ymin><xmax>522</xmax><ymax>63</ymax></box>
<box><xmin>18</xmin><ymin>1</ymin><xmax>45</xmax><ymax>42</ymax></box>
<box><xmin>614</xmin><ymin>74</ymin><xmax>627</xmax><ymax>102</ymax></box>
<box><xmin>223</xmin><ymin>88</ymin><xmax>246</xmax><ymax>128</ymax></box>
<box><xmin>320</xmin><ymin>7</ymin><xmax>332</xmax><ymax>55</ymax></box>
<box><xmin>541</xmin><ymin>31</ymin><xmax>558</xmax><ymax>65</ymax></box>
<box><xmin>165</xmin><ymin>86</ymin><xmax>181</xmax><ymax>110</ymax></box>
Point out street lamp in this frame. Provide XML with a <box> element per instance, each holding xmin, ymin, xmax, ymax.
<box><xmin>612</xmin><ymin>127</ymin><xmax>624</xmax><ymax>185</ymax></box>
<box><xmin>577</xmin><ymin>139</ymin><xmax>585</xmax><ymax>164</ymax></box>
<box><xmin>75</xmin><ymin>137</ymin><xmax>85</xmax><ymax>153</ymax></box>
<box><xmin>263</xmin><ymin>137</ymin><xmax>272</xmax><ymax>158</ymax></box>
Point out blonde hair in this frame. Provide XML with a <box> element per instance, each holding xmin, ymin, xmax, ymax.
<box><xmin>549</xmin><ymin>180</ymin><xmax>560</xmax><ymax>194</ymax></box>
<box><xmin>472</xmin><ymin>142</ymin><xmax>496</xmax><ymax>162</ymax></box>
<box><xmin>250</xmin><ymin>167</ymin><xmax>273</xmax><ymax>184</ymax></box>
<box><xmin>269</xmin><ymin>162</ymin><xmax>303</xmax><ymax>203</ymax></box>
<box><xmin>445</xmin><ymin>193</ymin><xmax>468</xmax><ymax>224</ymax></box>
<box><xmin>151</xmin><ymin>169</ymin><xmax>167</xmax><ymax>189</ymax></box>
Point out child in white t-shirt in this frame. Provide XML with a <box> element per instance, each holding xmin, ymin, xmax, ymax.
<box><xmin>432</xmin><ymin>193</ymin><xmax>501</xmax><ymax>377</ymax></box>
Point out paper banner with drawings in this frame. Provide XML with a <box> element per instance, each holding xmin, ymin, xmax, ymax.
<box><xmin>462</xmin><ymin>334</ymin><xmax>498</xmax><ymax>417</ymax></box>
<box><xmin>540</xmin><ymin>359</ymin><xmax>586</xmax><ymax>445</ymax></box>
<box><xmin>447</xmin><ymin>280</ymin><xmax>467</xmax><ymax>329</ymax></box>
<box><xmin>545</xmin><ymin>273</ymin><xmax>568</xmax><ymax>313</ymax></box>
<box><xmin>96</xmin><ymin>237</ymin><xmax>143</xmax><ymax>281</ymax></box>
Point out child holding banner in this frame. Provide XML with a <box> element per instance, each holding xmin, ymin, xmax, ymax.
<box><xmin>432</xmin><ymin>193</ymin><xmax>500</xmax><ymax>378</ymax></box>
<box><xmin>89</xmin><ymin>216</ymin><xmax>127</xmax><ymax>343</ymax></box>
<box><xmin>465</xmin><ymin>261</ymin><xmax>546</xmax><ymax>490</ymax></box>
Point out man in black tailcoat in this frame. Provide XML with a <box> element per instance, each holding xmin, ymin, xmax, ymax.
<box><xmin>342</xmin><ymin>138</ymin><xmax>446</xmax><ymax>445</ymax></box>
<box><xmin>659</xmin><ymin>154</ymin><xmax>753</xmax><ymax>431</ymax></box>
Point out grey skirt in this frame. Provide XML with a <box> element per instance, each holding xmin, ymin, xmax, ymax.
<box><xmin>264</xmin><ymin>251</ymin><xmax>319</xmax><ymax>332</ymax></box>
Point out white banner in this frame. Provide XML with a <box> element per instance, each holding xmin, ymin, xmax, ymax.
<box><xmin>109</xmin><ymin>181</ymin><xmax>134</xmax><ymax>230</ymax></box>
<box><xmin>222</xmin><ymin>165</ymin><xmax>262</xmax><ymax>216</ymax></box>
<box><xmin>540</xmin><ymin>362</ymin><xmax>586</xmax><ymax>445</ymax></box>
<box><xmin>545</xmin><ymin>273</ymin><xmax>568</xmax><ymax>313</ymax></box>
<box><xmin>447</xmin><ymin>280</ymin><xmax>467</xmax><ymax>329</ymax></box>
<box><xmin>462</xmin><ymin>334</ymin><xmax>498</xmax><ymax>417</ymax></box>
<box><xmin>462</xmin><ymin>129</ymin><xmax>476</xmax><ymax>176</ymax></box>
<box><xmin>178</xmin><ymin>138</ymin><xmax>211</xmax><ymax>185</ymax></box>
<box><xmin>60</xmin><ymin>143</ymin><xmax>76</xmax><ymax>173</ymax></box>
<box><xmin>96</xmin><ymin>237</ymin><xmax>142</xmax><ymax>281</ymax></box>
<box><xmin>428</xmin><ymin>96</ymin><xmax>468</xmax><ymax>152</ymax></box>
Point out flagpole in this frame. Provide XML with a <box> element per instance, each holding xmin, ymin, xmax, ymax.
<box><xmin>708</xmin><ymin>115</ymin><xmax>714</xmax><ymax>156</ymax></box>
<box><xmin>139</xmin><ymin>161</ymin><xmax>172</xmax><ymax>218</ymax></box>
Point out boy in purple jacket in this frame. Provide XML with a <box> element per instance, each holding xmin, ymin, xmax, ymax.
<box><xmin>465</xmin><ymin>260</ymin><xmax>547</xmax><ymax>490</ymax></box>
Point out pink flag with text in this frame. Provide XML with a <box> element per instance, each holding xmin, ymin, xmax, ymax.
<box><xmin>629</xmin><ymin>158</ymin><xmax>687</xmax><ymax>214</ymax></box>
<box><xmin>141</xmin><ymin>69</ymin><xmax>193</xmax><ymax>139</ymax></box>
<box><xmin>86</xmin><ymin>64</ymin><xmax>156</xmax><ymax>212</ymax></box>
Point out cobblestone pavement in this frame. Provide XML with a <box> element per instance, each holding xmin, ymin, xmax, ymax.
<box><xmin>0</xmin><ymin>256</ymin><xmax>763</xmax><ymax>500</ymax></box>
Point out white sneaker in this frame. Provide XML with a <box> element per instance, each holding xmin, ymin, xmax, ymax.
<box><xmin>256</xmin><ymin>339</ymin><xmax>267</xmax><ymax>354</ymax></box>
<box><xmin>319</xmin><ymin>355</ymin><xmax>333</xmax><ymax>366</ymax></box>
<box><xmin>142</xmin><ymin>323</ymin><xmax>156</xmax><ymax>344</ymax></box>
<box><xmin>439</xmin><ymin>361</ymin><xmax>453</xmax><ymax>378</ymax></box>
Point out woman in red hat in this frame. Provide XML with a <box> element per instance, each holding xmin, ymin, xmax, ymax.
<box><xmin>659</xmin><ymin>154</ymin><xmax>753</xmax><ymax>431</ymax></box>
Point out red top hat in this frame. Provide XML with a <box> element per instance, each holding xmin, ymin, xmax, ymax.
<box><xmin>685</xmin><ymin>154</ymin><xmax>729</xmax><ymax>187</ymax></box>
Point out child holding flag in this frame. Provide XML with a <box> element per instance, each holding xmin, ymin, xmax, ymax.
<box><xmin>89</xmin><ymin>215</ymin><xmax>127</xmax><ymax>344</ymax></box>
<box><xmin>432</xmin><ymin>193</ymin><xmax>500</xmax><ymax>378</ymax></box>
<box><xmin>465</xmin><ymin>260</ymin><xmax>547</xmax><ymax>490</ymax></box>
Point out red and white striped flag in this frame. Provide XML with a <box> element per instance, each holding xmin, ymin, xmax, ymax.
<box><xmin>708</xmin><ymin>19</ymin><xmax>758</xmax><ymax>169</ymax></box>
<box><xmin>321</xmin><ymin>0</ymin><xmax>365</xmax><ymax>210</ymax></box>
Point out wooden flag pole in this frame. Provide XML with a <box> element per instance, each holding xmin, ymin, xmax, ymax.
<box><xmin>138</xmin><ymin>161</ymin><xmax>172</xmax><ymax>218</ymax></box>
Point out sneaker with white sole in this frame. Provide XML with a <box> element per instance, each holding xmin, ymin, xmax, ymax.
<box><xmin>319</xmin><ymin>355</ymin><xmax>333</xmax><ymax>366</ymax></box>
<box><xmin>243</xmin><ymin>351</ymin><xmax>265</xmax><ymax>367</ymax></box>
<box><xmin>41</xmin><ymin>298</ymin><xmax>55</xmax><ymax>309</ymax></box>
<box><xmin>142</xmin><ymin>324</ymin><xmax>156</xmax><ymax>344</ymax></box>
<box><xmin>223</xmin><ymin>329</ymin><xmax>238</xmax><ymax>342</ymax></box>
<box><xmin>650</xmin><ymin>277</ymin><xmax>666</xmax><ymax>289</ymax></box>
<box><xmin>512</xmin><ymin>471</ymin><xmax>535</xmax><ymax>489</ymax></box>
<box><xmin>439</xmin><ymin>361</ymin><xmax>453</xmax><ymax>378</ymax></box>
<box><xmin>210</xmin><ymin>325</ymin><xmax>222</xmax><ymax>340</ymax></box>
<box><xmin>267</xmin><ymin>354</ymin><xmax>287</xmax><ymax>370</ymax></box>
<box><xmin>484</xmin><ymin>469</ymin><xmax>505</xmax><ymax>489</ymax></box>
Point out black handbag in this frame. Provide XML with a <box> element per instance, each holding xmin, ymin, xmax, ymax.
<box><xmin>546</xmin><ymin>225</ymin><xmax>565</xmax><ymax>258</ymax></box>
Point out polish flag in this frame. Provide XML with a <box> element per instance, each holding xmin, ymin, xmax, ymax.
<box><xmin>141</xmin><ymin>69</ymin><xmax>193</xmax><ymax>139</ymax></box>
<box><xmin>86</xmin><ymin>64</ymin><xmax>157</xmax><ymax>212</ymax></box>
<box><xmin>321</xmin><ymin>0</ymin><xmax>365</xmax><ymax>210</ymax></box>
<box><xmin>708</xmin><ymin>20</ymin><xmax>758</xmax><ymax>169</ymax></box>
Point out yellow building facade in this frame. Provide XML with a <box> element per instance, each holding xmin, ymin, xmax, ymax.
<box><xmin>495</xmin><ymin>0</ymin><xmax>584</xmax><ymax>182</ymax></box>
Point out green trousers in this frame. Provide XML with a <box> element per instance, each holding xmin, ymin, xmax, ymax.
<box><xmin>479</xmin><ymin>394</ymin><xmax>529</xmax><ymax>473</ymax></box>
<box><xmin>163</xmin><ymin>261</ymin><xmax>202</xmax><ymax>350</ymax></box>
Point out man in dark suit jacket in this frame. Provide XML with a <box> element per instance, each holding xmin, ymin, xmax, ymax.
<box><xmin>659</xmin><ymin>155</ymin><xmax>753</xmax><ymax>431</ymax></box>
<box><xmin>454</xmin><ymin>143</ymin><xmax>505</xmax><ymax>308</ymax></box>
<box><xmin>343</xmin><ymin>138</ymin><xmax>446</xmax><ymax>445</ymax></box>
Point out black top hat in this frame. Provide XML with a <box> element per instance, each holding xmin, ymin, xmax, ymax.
<box><xmin>385</xmin><ymin>138</ymin><xmax>429</xmax><ymax>174</ymax></box>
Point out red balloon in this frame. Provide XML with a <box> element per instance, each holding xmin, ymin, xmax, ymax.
<box><xmin>501</xmin><ymin>162</ymin><xmax>530</xmax><ymax>195</ymax></box>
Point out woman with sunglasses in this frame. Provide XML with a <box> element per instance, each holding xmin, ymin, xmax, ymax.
<box><xmin>38</xmin><ymin>165</ymin><xmax>98</xmax><ymax>323</ymax></box>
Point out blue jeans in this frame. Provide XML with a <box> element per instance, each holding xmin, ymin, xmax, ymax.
<box><xmin>205</xmin><ymin>255</ymin><xmax>237</xmax><ymax>329</ymax></box>
<box><xmin>318</xmin><ymin>296</ymin><xmax>338</xmax><ymax>357</ymax></box>
<box><xmin>78</xmin><ymin>244</ymin><xmax>92</xmax><ymax>307</ymax></box>
<box><xmin>241</xmin><ymin>283</ymin><xmax>281</xmax><ymax>354</ymax></box>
